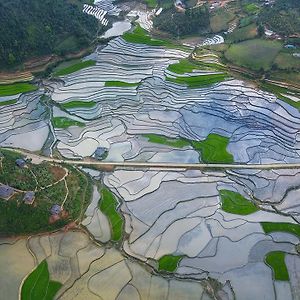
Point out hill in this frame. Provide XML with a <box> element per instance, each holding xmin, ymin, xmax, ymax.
<box><xmin>0</xmin><ymin>0</ymin><xmax>99</xmax><ymax>69</ymax></box>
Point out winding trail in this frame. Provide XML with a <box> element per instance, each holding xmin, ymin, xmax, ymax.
<box><xmin>4</xmin><ymin>147</ymin><xmax>300</xmax><ymax>171</ymax></box>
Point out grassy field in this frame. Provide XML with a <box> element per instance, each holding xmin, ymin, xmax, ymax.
<box><xmin>274</xmin><ymin>52</ymin><xmax>300</xmax><ymax>71</ymax></box>
<box><xmin>104</xmin><ymin>81</ymin><xmax>140</xmax><ymax>87</ymax></box>
<box><xmin>21</xmin><ymin>260</ymin><xmax>62</xmax><ymax>300</ymax></box>
<box><xmin>122</xmin><ymin>24</ymin><xmax>188</xmax><ymax>51</ymax></box>
<box><xmin>226</xmin><ymin>23</ymin><xmax>257</xmax><ymax>43</ymax></box>
<box><xmin>265</xmin><ymin>251</ymin><xmax>289</xmax><ymax>281</ymax></box>
<box><xmin>52</xmin><ymin>117</ymin><xmax>85</xmax><ymax>128</ymax></box>
<box><xmin>261</xmin><ymin>222</ymin><xmax>300</xmax><ymax>238</ymax></box>
<box><xmin>167</xmin><ymin>59</ymin><xmax>206</xmax><ymax>74</ymax></box>
<box><xmin>166</xmin><ymin>73</ymin><xmax>228</xmax><ymax>88</ymax></box>
<box><xmin>210</xmin><ymin>8</ymin><xmax>235</xmax><ymax>33</ymax></box>
<box><xmin>143</xmin><ymin>134</ymin><xmax>190</xmax><ymax>148</ymax></box>
<box><xmin>100</xmin><ymin>188</ymin><xmax>123</xmax><ymax>242</ymax></box>
<box><xmin>0</xmin><ymin>83</ymin><xmax>37</xmax><ymax>96</ymax></box>
<box><xmin>225</xmin><ymin>39</ymin><xmax>282</xmax><ymax>71</ymax></box>
<box><xmin>158</xmin><ymin>255</ymin><xmax>183</xmax><ymax>272</ymax></box>
<box><xmin>191</xmin><ymin>133</ymin><xmax>234</xmax><ymax>163</ymax></box>
<box><xmin>53</xmin><ymin>60</ymin><xmax>96</xmax><ymax>77</ymax></box>
<box><xmin>220</xmin><ymin>190</ymin><xmax>259</xmax><ymax>215</ymax></box>
<box><xmin>61</xmin><ymin>100</ymin><xmax>97</xmax><ymax>109</ymax></box>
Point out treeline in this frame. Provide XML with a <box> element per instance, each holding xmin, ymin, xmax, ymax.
<box><xmin>153</xmin><ymin>5</ymin><xmax>210</xmax><ymax>36</ymax></box>
<box><xmin>258</xmin><ymin>0</ymin><xmax>300</xmax><ymax>36</ymax></box>
<box><xmin>0</xmin><ymin>0</ymin><xmax>99</xmax><ymax>69</ymax></box>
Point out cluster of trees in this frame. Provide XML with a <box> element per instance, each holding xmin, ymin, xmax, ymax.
<box><xmin>153</xmin><ymin>6</ymin><xmax>210</xmax><ymax>36</ymax></box>
<box><xmin>0</xmin><ymin>0</ymin><xmax>99</xmax><ymax>69</ymax></box>
<box><xmin>258</xmin><ymin>0</ymin><xmax>300</xmax><ymax>36</ymax></box>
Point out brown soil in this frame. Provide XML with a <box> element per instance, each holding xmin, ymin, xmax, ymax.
<box><xmin>50</xmin><ymin>165</ymin><xmax>66</xmax><ymax>181</ymax></box>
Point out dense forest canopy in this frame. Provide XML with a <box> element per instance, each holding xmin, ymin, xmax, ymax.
<box><xmin>153</xmin><ymin>5</ymin><xmax>210</xmax><ymax>36</ymax></box>
<box><xmin>258</xmin><ymin>0</ymin><xmax>300</xmax><ymax>36</ymax></box>
<box><xmin>0</xmin><ymin>0</ymin><xmax>98</xmax><ymax>69</ymax></box>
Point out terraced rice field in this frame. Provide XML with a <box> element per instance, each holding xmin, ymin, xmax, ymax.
<box><xmin>1</xmin><ymin>22</ymin><xmax>300</xmax><ymax>300</ymax></box>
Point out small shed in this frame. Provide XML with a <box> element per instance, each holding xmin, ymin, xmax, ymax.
<box><xmin>23</xmin><ymin>191</ymin><xmax>35</xmax><ymax>205</ymax></box>
<box><xmin>50</xmin><ymin>204</ymin><xmax>62</xmax><ymax>215</ymax></box>
<box><xmin>16</xmin><ymin>158</ymin><xmax>26</xmax><ymax>168</ymax></box>
<box><xmin>0</xmin><ymin>184</ymin><xmax>14</xmax><ymax>200</ymax></box>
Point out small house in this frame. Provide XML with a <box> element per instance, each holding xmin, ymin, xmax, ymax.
<box><xmin>16</xmin><ymin>158</ymin><xmax>26</xmax><ymax>168</ymax></box>
<box><xmin>285</xmin><ymin>44</ymin><xmax>296</xmax><ymax>49</ymax></box>
<box><xmin>23</xmin><ymin>191</ymin><xmax>35</xmax><ymax>205</ymax></box>
<box><xmin>0</xmin><ymin>184</ymin><xmax>14</xmax><ymax>200</ymax></box>
<box><xmin>93</xmin><ymin>147</ymin><xmax>108</xmax><ymax>159</ymax></box>
<box><xmin>50</xmin><ymin>204</ymin><xmax>62</xmax><ymax>215</ymax></box>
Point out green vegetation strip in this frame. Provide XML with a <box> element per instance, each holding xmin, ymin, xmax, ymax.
<box><xmin>225</xmin><ymin>39</ymin><xmax>282</xmax><ymax>71</ymax></box>
<box><xmin>158</xmin><ymin>255</ymin><xmax>183</xmax><ymax>272</ymax></box>
<box><xmin>104</xmin><ymin>81</ymin><xmax>140</xmax><ymax>87</ymax></box>
<box><xmin>61</xmin><ymin>100</ymin><xmax>96</xmax><ymax>109</ymax></box>
<box><xmin>143</xmin><ymin>134</ymin><xmax>190</xmax><ymax>148</ymax></box>
<box><xmin>53</xmin><ymin>60</ymin><xmax>96</xmax><ymax>77</ymax></box>
<box><xmin>167</xmin><ymin>59</ymin><xmax>204</xmax><ymax>74</ymax></box>
<box><xmin>0</xmin><ymin>99</ymin><xmax>17</xmax><ymax>106</ymax></box>
<box><xmin>0</xmin><ymin>83</ymin><xmax>37</xmax><ymax>96</ymax></box>
<box><xmin>143</xmin><ymin>133</ymin><xmax>233</xmax><ymax>163</ymax></box>
<box><xmin>220</xmin><ymin>190</ymin><xmax>259</xmax><ymax>215</ymax></box>
<box><xmin>21</xmin><ymin>260</ymin><xmax>62</xmax><ymax>300</ymax></box>
<box><xmin>52</xmin><ymin>117</ymin><xmax>85</xmax><ymax>129</ymax></box>
<box><xmin>166</xmin><ymin>73</ymin><xmax>228</xmax><ymax>88</ymax></box>
<box><xmin>100</xmin><ymin>188</ymin><xmax>123</xmax><ymax>241</ymax></box>
<box><xmin>261</xmin><ymin>82</ymin><xmax>300</xmax><ymax>111</ymax></box>
<box><xmin>261</xmin><ymin>222</ymin><xmax>300</xmax><ymax>238</ymax></box>
<box><xmin>265</xmin><ymin>251</ymin><xmax>289</xmax><ymax>281</ymax></box>
<box><xmin>122</xmin><ymin>24</ymin><xmax>188</xmax><ymax>51</ymax></box>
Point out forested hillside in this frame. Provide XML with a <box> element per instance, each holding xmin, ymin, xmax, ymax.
<box><xmin>153</xmin><ymin>5</ymin><xmax>210</xmax><ymax>36</ymax></box>
<box><xmin>258</xmin><ymin>0</ymin><xmax>300</xmax><ymax>36</ymax></box>
<box><xmin>0</xmin><ymin>0</ymin><xmax>98</xmax><ymax>69</ymax></box>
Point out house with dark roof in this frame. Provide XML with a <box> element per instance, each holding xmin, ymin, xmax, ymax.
<box><xmin>23</xmin><ymin>191</ymin><xmax>35</xmax><ymax>204</ymax></box>
<box><xmin>0</xmin><ymin>184</ymin><xmax>14</xmax><ymax>200</ymax></box>
<box><xmin>94</xmin><ymin>147</ymin><xmax>108</xmax><ymax>159</ymax></box>
<box><xmin>16</xmin><ymin>158</ymin><xmax>26</xmax><ymax>168</ymax></box>
<box><xmin>50</xmin><ymin>204</ymin><xmax>62</xmax><ymax>215</ymax></box>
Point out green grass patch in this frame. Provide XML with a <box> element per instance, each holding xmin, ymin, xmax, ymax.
<box><xmin>167</xmin><ymin>58</ymin><xmax>206</xmax><ymax>74</ymax></box>
<box><xmin>158</xmin><ymin>255</ymin><xmax>183</xmax><ymax>272</ymax></box>
<box><xmin>0</xmin><ymin>83</ymin><xmax>37</xmax><ymax>96</ymax></box>
<box><xmin>243</xmin><ymin>3</ymin><xmax>261</xmax><ymax>15</ymax></box>
<box><xmin>261</xmin><ymin>222</ymin><xmax>300</xmax><ymax>238</ymax></box>
<box><xmin>53</xmin><ymin>60</ymin><xmax>96</xmax><ymax>77</ymax></box>
<box><xmin>220</xmin><ymin>189</ymin><xmax>259</xmax><ymax>215</ymax></box>
<box><xmin>225</xmin><ymin>39</ymin><xmax>282</xmax><ymax>71</ymax></box>
<box><xmin>265</xmin><ymin>251</ymin><xmax>289</xmax><ymax>281</ymax></box>
<box><xmin>104</xmin><ymin>81</ymin><xmax>140</xmax><ymax>87</ymax></box>
<box><xmin>143</xmin><ymin>134</ymin><xmax>190</xmax><ymax>148</ymax></box>
<box><xmin>166</xmin><ymin>73</ymin><xmax>228</xmax><ymax>88</ymax></box>
<box><xmin>145</xmin><ymin>0</ymin><xmax>157</xmax><ymax>8</ymax></box>
<box><xmin>100</xmin><ymin>188</ymin><xmax>123</xmax><ymax>241</ymax></box>
<box><xmin>226</xmin><ymin>23</ymin><xmax>257</xmax><ymax>43</ymax></box>
<box><xmin>52</xmin><ymin>117</ymin><xmax>85</xmax><ymax>128</ymax></box>
<box><xmin>21</xmin><ymin>260</ymin><xmax>62</xmax><ymax>300</ymax></box>
<box><xmin>122</xmin><ymin>24</ymin><xmax>188</xmax><ymax>51</ymax></box>
<box><xmin>143</xmin><ymin>133</ymin><xmax>233</xmax><ymax>163</ymax></box>
<box><xmin>274</xmin><ymin>52</ymin><xmax>300</xmax><ymax>71</ymax></box>
<box><xmin>191</xmin><ymin>133</ymin><xmax>233</xmax><ymax>163</ymax></box>
<box><xmin>61</xmin><ymin>100</ymin><xmax>97</xmax><ymax>109</ymax></box>
<box><xmin>0</xmin><ymin>99</ymin><xmax>18</xmax><ymax>106</ymax></box>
